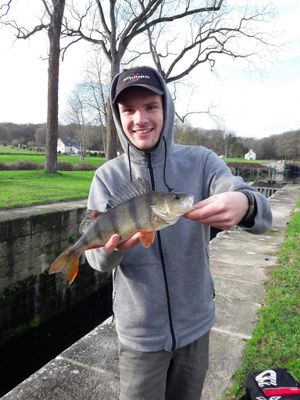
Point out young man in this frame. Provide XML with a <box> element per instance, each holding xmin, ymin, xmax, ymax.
<box><xmin>85</xmin><ymin>66</ymin><xmax>272</xmax><ymax>400</ymax></box>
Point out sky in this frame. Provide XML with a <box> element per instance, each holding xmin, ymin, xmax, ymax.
<box><xmin>0</xmin><ymin>0</ymin><xmax>299</xmax><ymax>140</ymax></box>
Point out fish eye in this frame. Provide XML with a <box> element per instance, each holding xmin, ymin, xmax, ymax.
<box><xmin>172</xmin><ymin>193</ymin><xmax>180</xmax><ymax>200</ymax></box>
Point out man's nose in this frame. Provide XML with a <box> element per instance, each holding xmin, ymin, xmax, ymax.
<box><xmin>134</xmin><ymin>110</ymin><xmax>147</xmax><ymax>125</ymax></box>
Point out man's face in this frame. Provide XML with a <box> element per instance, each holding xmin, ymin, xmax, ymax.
<box><xmin>117</xmin><ymin>86</ymin><xmax>164</xmax><ymax>151</ymax></box>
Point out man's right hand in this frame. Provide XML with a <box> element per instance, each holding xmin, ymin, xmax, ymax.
<box><xmin>103</xmin><ymin>233</ymin><xmax>142</xmax><ymax>255</ymax></box>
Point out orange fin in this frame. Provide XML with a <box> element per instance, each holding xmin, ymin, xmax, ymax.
<box><xmin>49</xmin><ymin>250</ymin><xmax>79</xmax><ymax>284</ymax></box>
<box><xmin>139</xmin><ymin>231</ymin><xmax>156</xmax><ymax>248</ymax></box>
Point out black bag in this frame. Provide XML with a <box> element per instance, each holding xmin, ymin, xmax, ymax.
<box><xmin>241</xmin><ymin>368</ymin><xmax>300</xmax><ymax>400</ymax></box>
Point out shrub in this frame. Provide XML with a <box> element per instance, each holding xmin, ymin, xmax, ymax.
<box><xmin>57</xmin><ymin>161</ymin><xmax>74</xmax><ymax>171</ymax></box>
<box><xmin>0</xmin><ymin>160</ymin><xmax>96</xmax><ymax>171</ymax></box>
<box><xmin>0</xmin><ymin>161</ymin><xmax>43</xmax><ymax>170</ymax></box>
<box><xmin>0</xmin><ymin>162</ymin><xmax>8</xmax><ymax>170</ymax></box>
<box><xmin>73</xmin><ymin>162</ymin><xmax>96</xmax><ymax>171</ymax></box>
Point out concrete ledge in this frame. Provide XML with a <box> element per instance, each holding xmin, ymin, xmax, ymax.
<box><xmin>0</xmin><ymin>200</ymin><xmax>87</xmax><ymax>223</ymax></box>
<box><xmin>3</xmin><ymin>185</ymin><xmax>300</xmax><ymax>400</ymax></box>
<box><xmin>2</xmin><ymin>318</ymin><xmax>119</xmax><ymax>400</ymax></box>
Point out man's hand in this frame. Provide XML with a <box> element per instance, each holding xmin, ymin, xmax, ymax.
<box><xmin>184</xmin><ymin>192</ymin><xmax>249</xmax><ymax>230</ymax></box>
<box><xmin>103</xmin><ymin>233</ymin><xmax>142</xmax><ymax>255</ymax></box>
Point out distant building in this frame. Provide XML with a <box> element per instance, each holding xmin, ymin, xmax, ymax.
<box><xmin>244</xmin><ymin>149</ymin><xmax>256</xmax><ymax>161</ymax></box>
<box><xmin>57</xmin><ymin>138</ymin><xmax>80</xmax><ymax>154</ymax></box>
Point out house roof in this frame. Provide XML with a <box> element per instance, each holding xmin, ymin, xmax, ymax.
<box><xmin>60</xmin><ymin>137</ymin><xmax>80</xmax><ymax>148</ymax></box>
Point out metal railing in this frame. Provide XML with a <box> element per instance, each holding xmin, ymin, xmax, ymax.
<box><xmin>253</xmin><ymin>186</ymin><xmax>279</xmax><ymax>198</ymax></box>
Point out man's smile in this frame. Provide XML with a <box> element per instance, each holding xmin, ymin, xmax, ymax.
<box><xmin>132</xmin><ymin>128</ymin><xmax>153</xmax><ymax>134</ymax></box>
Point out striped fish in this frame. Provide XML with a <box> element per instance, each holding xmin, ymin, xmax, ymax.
<box><xmin>48</xmin><ymin>178</ymin><xmax>194</xmax><ymax>284</ymax></box>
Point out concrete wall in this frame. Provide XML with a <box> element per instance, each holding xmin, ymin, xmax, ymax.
<box><xmin>0</xmin><ymin>201</ymin><xmax>111</xmax><ymax>344</ymax></box>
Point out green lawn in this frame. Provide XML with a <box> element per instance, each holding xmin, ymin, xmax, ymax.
<box><xmin>0</xmin><ymin>145</ymin><xmax>42</xmax><ymax>154</ymax></box>
<box><xmin>0</xmin><ymin>153</ymin><xmax>104</xmax><ymax>166</ymax></box>
<box><xmin>225</xmin><ymin>158</ymin><xmax>269</xmax><ymax>164</ymax></box>
<box><xmin>0</xmin><ymin>170</ymin><xmax>95</xmax><ymax>209</ymax></box>
<box><xmin>222</xmin><ymin>197</ymin><xmax>300</xmax><ymax>399</ymax></box>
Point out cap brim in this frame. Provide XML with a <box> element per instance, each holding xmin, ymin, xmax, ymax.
<box><xmin>113</xmin><ymin>84</ymin><xmax>164</xmax><ymax>104</ymax></box>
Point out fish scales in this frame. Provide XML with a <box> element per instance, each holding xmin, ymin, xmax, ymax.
<box><xmin>127</xmin><ymin>192</ymin><xmax>157</xmax><ymax>232</ymax></box>
<box><xmin>76</xmin><ymin>193</ymin><xmax>154</xmax><ymax>250</ymax></box>
<box><xmin>109</xmin><ymin>192</ymin><xmax>156</xmax><ymax>239</ymax></box>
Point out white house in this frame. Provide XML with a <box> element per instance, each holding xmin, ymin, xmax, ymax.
<box><xmin>244</xmin><ymin>149</ymin><xmax>256</xmax><ymax>161</ymax></box>
<box><xmin>57</xmin><ymin>138</ymin><xmax>80</xmax><ymax>154</ymax></box>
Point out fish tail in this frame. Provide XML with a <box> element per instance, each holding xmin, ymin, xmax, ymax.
<box><xmin>49</xmin><ymin>250</ymin><xmax>79</xmax><ymax>284</ymax></box>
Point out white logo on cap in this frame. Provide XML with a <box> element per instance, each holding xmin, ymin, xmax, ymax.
<box><xmin>123</xmin><ymin>73</ymin><xmax>150</xmax><ymax>82</ymax></box>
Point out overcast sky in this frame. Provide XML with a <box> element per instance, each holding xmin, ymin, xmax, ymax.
<box><xmin>0</xmin><ymin>0</ymin><xmax>299</xmax><ymax>139</ymax></box>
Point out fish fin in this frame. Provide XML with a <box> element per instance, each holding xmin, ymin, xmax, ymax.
<box><xmin>49</xmin><ymin>250</ymin><xmax>79</xmax><ymax>284</ymax></box>
<box><xmin>109</xmin><ymin>178</ymin><xmax>151</xmax><ymax>208</ymax></box>
<box><xmin>79</xmin><ymin>210</ymin><xmax>101</xmax><ymax>234</ymax></box>
<box><xmin>69</xmin><ymin>259</ymin><xmax>79</xmax><ymax>284</ymax></box>
<box><xmin>151</xmin><ymin>205</ymin><xmax>180</xmax><ymax>225</ymax></box>
<box><xmin>139</xmin><ymin>231</ymin><xmax>156</xmax><ymax>248</ymax></box>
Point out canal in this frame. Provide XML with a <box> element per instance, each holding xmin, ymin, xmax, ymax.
<box><xmin>0</xmin><ymin>284</ymin><xmax>112</xmax><ymax>397</ymax></box>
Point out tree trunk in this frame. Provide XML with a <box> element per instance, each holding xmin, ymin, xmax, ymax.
<box><xmin>106</xmin><ymin>106</ymin><xmax>120</xmax><ymax>160</ymax></box>
<box><xmin>44</xmin><ymin>0</ymin><xmax>65</xmax><ymax>172</ymax></box>
<box><xmin>105</xmin><ymin>59</ymin><xmax>121</xmax><ymax>160</ymax></box>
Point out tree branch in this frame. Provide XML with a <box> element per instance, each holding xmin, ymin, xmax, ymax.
<box><xmin>127</xmin><ymin>1</ymin><xmax>224</xmax><ymax>41</ymax></box>
<box><xmin>0</xmin><ymin>0</ymin><xmax>12</xmax><ymax>19</ymax></box>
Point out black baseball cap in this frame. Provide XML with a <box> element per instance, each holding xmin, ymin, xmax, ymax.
<box><xmin>112</xmin><ymin>67</ymin><xmax>164</xmax><ymax>103</ymax></box>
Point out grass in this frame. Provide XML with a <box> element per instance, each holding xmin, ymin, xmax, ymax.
<box><xmin>0</xmin><ymin>153</ymin><xmax>104</xmax><ymax>166</ymax></box>
<box><xmin>222</xmin><ymin>197</ymin><xmax>300</xmax><ymax>399</ymax></box>
<box><xmin>225</xmin><ymin>158</ymin><xmax>269</xmax><ymax>164</ymax></box>
<box><xmin>0</xmin><ymin>170</ymin><xmax>95</xmax><ymax>209</ymax></box>
<box><xmin>0</xmin><ymin>145</ymin><xmax>41</xmax><ymax>154</ymax></box>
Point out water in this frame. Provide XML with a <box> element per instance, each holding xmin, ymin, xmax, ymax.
<box><xmin>0</xmin><ymin>285</ymin><xmax>112</xmax><ymax>397</ymax></box>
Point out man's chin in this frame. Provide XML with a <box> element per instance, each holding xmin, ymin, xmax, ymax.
<box><xmin>132</xmin><ymin>137</ymin><xmax>157</xmax><ymax>150</ymax></box>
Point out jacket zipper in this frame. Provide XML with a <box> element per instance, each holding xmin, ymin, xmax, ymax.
<box><xmin>146</xmin><ymin>153</ymin><xmax>176</xmax><ymax>351</ymax></box>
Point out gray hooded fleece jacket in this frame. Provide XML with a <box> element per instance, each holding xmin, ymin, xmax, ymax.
<box><xmin>85</xmin><ymin>66</ymin><xmax>272</xmax><ymax>352</ymax></box>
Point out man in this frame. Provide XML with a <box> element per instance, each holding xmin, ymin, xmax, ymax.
<box><xmin>85</xmin><ymin>66</ymin><xmax>272</xmax><ymax>400</ymax></box>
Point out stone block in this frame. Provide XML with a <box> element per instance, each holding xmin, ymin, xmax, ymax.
<box><xmin>3</xmin><ymin>356</ymin><xmax>119</xmax><ymax>400</ymax></box>
<box><xmin>0</xmin><ymin>241</ymin><xmax>9</xmax><ymax>258</ymax></box>
<box><xmin>0</xmin><ymin>221</ymin><xmax>10</xmax><ymax>241</ymax></box>
<box><xmin>202</xmin><ymin>329</ymin><xmax>247</xmax><ymax>400</ymax></box>
<box><xmin>214</xmin><ymin>295</ymin><xmax>260</xmax><ymax>338</ymax></box>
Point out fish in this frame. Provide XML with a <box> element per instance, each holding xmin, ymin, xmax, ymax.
<box><xmin>48</xmin><ymin>178</ymin><xmax>194</xmax><ymax>284</ymax></box>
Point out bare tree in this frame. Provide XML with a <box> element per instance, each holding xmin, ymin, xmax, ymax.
<box><xmin>144</xmin><ymin>3</ymin><xmax>276</xmax><ymax>80</ymax></box>
<box><xmin>45</xmin><ymin>0</ymin><xmax>66</xmax><ymax>172</ymax></box>
<box><xmin>1</xmin><ymin>0</ymin><xmax>66</xmax><ymax>173</ymax></box>
<box><xmin>64</xmin><ymin>84</ymin><xmax>89</xmax><ymax>160</ymax></box>
<box><xmin>62</xmin><ymin>0</ymin><xmax>226</xmax><ymax>159</ymax></box>
<box><xmin>140</xmin><ymin>1</ymin><xmax>277</xmax><ymax>126</ymax></box>
<box><xmin>83</xmin><ymin>53</ymin><xmax>110</xmax><ymax>154</ymax></box>
<box><xmin>35</xmin><ymin>125</ymin><xmax>47</xmax><ymax>147</ymax></box>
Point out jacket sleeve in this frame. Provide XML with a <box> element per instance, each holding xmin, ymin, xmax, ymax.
<box><xmin>204</xmin><ymin>150</ymin><xmax>272</xmax><ymax>234</ymax></box>
<box><xmin>85</xmin><ymin>247</ymin><xmax>123</xmax><ymax>274</ymax></box>
<box><xmin>83</xmin><ymin>170</ymin><xmax>124</xmax><ymax>273</ymax></box>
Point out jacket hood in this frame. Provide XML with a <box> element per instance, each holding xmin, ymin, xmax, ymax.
<box><xmin>110</xmin><ymin>66</ymin><xmax>175</xmax><ymax>164</ymax></box>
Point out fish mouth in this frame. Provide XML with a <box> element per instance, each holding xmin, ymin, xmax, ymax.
<box><xmin>186</xmin><ymin>195</ymin><xmax>194</xmax><ymax>209</ymax></box>
<box><xmin>182</xmin><ymin>195</ymin><xmax>194</xmax><ymax>212</ymax></box>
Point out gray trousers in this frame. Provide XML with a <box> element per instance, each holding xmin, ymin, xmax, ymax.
<box><xmin>118</xmin><ymin>332</ymin><xmax>210</xmax><ymax>400</ymax></box>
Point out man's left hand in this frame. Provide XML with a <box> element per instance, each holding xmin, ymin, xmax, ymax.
<box><xmin>184</xmin><ymin>192</ymin><xmax>249</xmax><ymax>230</ymax></box>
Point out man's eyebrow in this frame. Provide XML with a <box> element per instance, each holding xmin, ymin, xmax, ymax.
<box><xmin>119</xmin><ymin>100</ymin><xmax>162</xmax><ymax>108</ymax></box>
<box><xmin>146</xmin><ymin>100</ymin><xmax>161</xmax><ymax>106</ymax></box>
